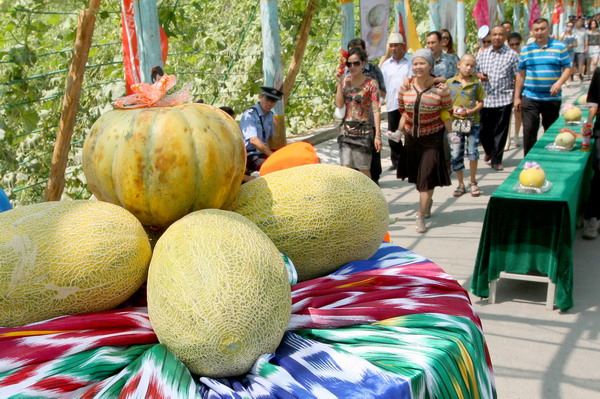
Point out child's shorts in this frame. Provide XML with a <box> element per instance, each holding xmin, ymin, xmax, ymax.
<box><xmin>450</xmin><ymin>124</ymin><xmax>480</xmax><ymax>172</ymax></box>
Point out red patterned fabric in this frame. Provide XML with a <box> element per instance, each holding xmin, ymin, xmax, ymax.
<box><xmin>0</xmin><ymin>308</ymin><xmax>156</xmax><ymax>373</ymax></box>
<box><xmin>290</xmin><ymin>262</ymin><xmax>481</xmax><ymax>330</ymax></box>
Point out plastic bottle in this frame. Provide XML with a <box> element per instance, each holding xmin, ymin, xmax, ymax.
<box><xmin>581</xmin><ymin>123</ymin><xmax>592</xmax><ymax>152</ymax></box>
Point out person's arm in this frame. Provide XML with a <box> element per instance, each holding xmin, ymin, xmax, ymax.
<box><xmin>249</xmin><ymin>137</ymin><xmax>273</xmax><ymax>156</ymax></box>
<box><xmin>335</xmin><ymin>74</ymin><xmax>345</xmax><ymax>108</ymax></box>
<box><xmin>586</xmin><ymin>106</ymin><xmax>598</xmax><ymax>126</ymax></box>
<box><xmin>465</xmin><ymin>100</ymin><xmax>484</xmax><ymax>116</ymax></box>
<box><xmin>550</xmin><ymin>67</ymin><xmax>572</xmax><ymax>95</ymax></box>
<box><xmin>514</xmin><ymin>70</ymin><xmax>526</xmax><ymax>111</ymax></box>
<box><xmin>379</xmin><ymin>45</ymin><xmax>392</xmax><ymax>67</ymax></box>
<box><xmin>369</xmin><ymin>80</ymin><xmax>383</xmax><ymax>152</ymax></box>
<box><xmin>373</xmin><ymin>110</ymin><xmax>382</xmax><ymax>152</ymax></box>
<box><xmin>373</xmin><ymin>64</ymin><xmax>386</xmax><ymax>97</ymax></box>
<box><xmin>398</xmin><ymin>113</ymin><xmax>407</xmax><ymax>132</ymax></box>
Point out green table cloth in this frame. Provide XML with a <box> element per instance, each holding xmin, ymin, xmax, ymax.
<box><xmin>471</xmin><ymin>115</ymin><xmax>593</xmax><ymax>310</ymax></box>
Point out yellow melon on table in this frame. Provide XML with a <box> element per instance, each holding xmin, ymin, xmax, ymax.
<box><xmin>564</xmin><ymin>106</ymin><xmax>582</xmax><ymax>122</ymax></box>
<box><xmin>230</xmin><ymin>164</ymin><xmax>389</xmax><ymax>281</ymax></box>
<box><xmin>519</xmin><ymin>162</ymin><xmax>546</xmax><ymax>188</ymax></box>
<box><xmin>0</xmin><ymin>200</ymin><xmax>151</xmax><ymax>327</ymax></box>
<box><xmin>147</xmin><ymin>209</ymin><xmax>291</xmax><ymax>378</ymax></box>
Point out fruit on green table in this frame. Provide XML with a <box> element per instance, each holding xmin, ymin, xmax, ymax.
<box><xmin>576</xmin><ymin>94</ymin><xmax>587</xmax><ymax>105</ymax></box>
<box><xmin>555</xmin><ymin>132</ymin><xmax>575</xmax><ymax>149</ymax></box>
<box><xmin>147</xmin><ymin>209</ymin><xmax>291</xmax><ymax>378</ymax></box>
<box><xmin>564</xmin><ymin>106</ymin><xmax>582</xmax><ymax>122</ymax></box>
<box><xmin>82</xmin><ymin>103</ymin><xmax>246</xmax><ymax>227</ymax></box>
<box><xmin>0</xmin><ymin>200</ymin><xmax>151</xmax><ymax>327</ymax></box>
<box><xmin>230</xmin><ymin>164</ymin><xmax>389</xmax><ymax>281</ymax></box>
<box><xmin>519</xmin><ymin>164</ymin><xmax>546</xmax><ymax>188</ymax></box>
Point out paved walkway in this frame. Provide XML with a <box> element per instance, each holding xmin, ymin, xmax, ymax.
<box><xmin>296</xmin><ymin>82</ymin><xmax>599</xmax><ymax>398</ymax></box>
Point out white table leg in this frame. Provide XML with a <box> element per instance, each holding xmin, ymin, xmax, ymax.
<box><xmin>546</xmin><ymin>282</ymin><xmax>556</xmax><ymax>310</ymax></box>
<box><xmin>488</xmin><ymin>279</ymin><xmax>498</xmax><ymax>304</ymax></box>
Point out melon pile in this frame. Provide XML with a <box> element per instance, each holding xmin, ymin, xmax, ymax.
<box><xmin>1</xmin><ymin>104</ymin><xmax>390</xmax><ymax>378</ymax></box>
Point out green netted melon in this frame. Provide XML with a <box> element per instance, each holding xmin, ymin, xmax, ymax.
<box><xmin>147</xmin><ymin>209</ymin><xmax>291</xmax><ymax>377</ymax></box>
<box><xmin>230</xmin><ymin>164</ymin><xmax>389</xmax><ymax>281</ymax></box>
<box><xmin>0</xmin><ymin>200</ymin><xmax>151</xmax><ymax>327</ymax></box>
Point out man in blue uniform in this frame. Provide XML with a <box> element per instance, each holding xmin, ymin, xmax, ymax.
<box><xmin>240</xmin><ymin>86</ymin><xmax>284</xmax><ymax>173</ymax></box>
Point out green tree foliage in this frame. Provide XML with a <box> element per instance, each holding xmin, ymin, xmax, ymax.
<box><xmin>0</xmin><ymin>0</ymin><xmax>508</xmax><ymax>206</ymax></box>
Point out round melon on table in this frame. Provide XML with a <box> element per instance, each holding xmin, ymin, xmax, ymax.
<box><xmin>230</xmin><ymin>164</ymin><xmax>389</xmax><ymax>281</ymax></box>
<box><xmin>0</xmin><ymin>200</ymin><xmax>151</xmax><ymax>327</ymax></box>
<box><xmin>147</xmin><ymin>209</ymin><xmax>291</xmax><ymax>378</ymax></box>
<box><xmin>82</xmin><ymin>103</ymin><xmax>246</xmax><ymax>227</ymax></box>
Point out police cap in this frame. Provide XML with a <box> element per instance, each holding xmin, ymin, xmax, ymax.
<box><xmin>260</xmin><ymin>86</ymin><xmax>284</xmax><ymax>101</ymax></box>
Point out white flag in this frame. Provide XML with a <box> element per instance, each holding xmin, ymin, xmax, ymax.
<box><xmin>360</xmin><ymin>0</ymin><xmax>391</xmax><ymax>60</ymax></box>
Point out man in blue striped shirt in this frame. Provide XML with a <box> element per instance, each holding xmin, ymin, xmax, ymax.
<box><xmin>514</xmin><ymin>18</ymin><xmax>572</xmax><ymax>155</ymax></box>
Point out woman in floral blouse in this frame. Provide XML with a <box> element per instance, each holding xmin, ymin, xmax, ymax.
<box><xmin>335</xmin><ymin>47</ymin><xmax>382</xmax><ymax>178</ymax></box>
<box><xmin>397</xmin><ymin>48</ymin><xmax>453</xmax><ymax>233</ymax></box>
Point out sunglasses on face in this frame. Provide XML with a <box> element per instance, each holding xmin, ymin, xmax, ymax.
<box><xmin>509</xmin><ymin>42</ymin><xmax>520</xmax><ymax>47</ymax></box>
<box><xmin>346</xmin><ymin>61</ymin><xmax>362</xmax><ymax>68</ymax></box>
<box><xmin>483</xmin><ymin>40</ymin><xmax>492</xmax><ymax>44</ymax></box>
<box><xmin>442</xmin><ymin>36</ymin><xmax>450</xmax><ymax>40</ymax></box>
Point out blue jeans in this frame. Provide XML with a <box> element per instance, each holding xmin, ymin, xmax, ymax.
<box><xmin>450</xmin><ymin>124</ymin><xmax>480</xmax><ymax>172</ymax></box>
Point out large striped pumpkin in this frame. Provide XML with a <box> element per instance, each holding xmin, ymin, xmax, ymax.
<box><xmin>83</xmin><ymin>104</ymin><xmax>246</xmax><ymax>227</ymax></box>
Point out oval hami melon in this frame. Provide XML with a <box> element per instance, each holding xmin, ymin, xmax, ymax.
<box><xmin>147</xmin><ymin>209</ymin><xmax>291</xmax><ymax>377</ymax></box>
<box><xmin>230</xmin><ymin>164</ymin><xmax>389</xmax><ymax>281</ymax></box>
<box><xmin>0</xmin><ymin>200</ymin><xmax>151</xmax><ymax>327</ymax></box>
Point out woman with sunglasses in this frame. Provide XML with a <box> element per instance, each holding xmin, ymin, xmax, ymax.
<box><xmin>440</xmin><ymin>29</ymin><xmax>457</xmax><ymax>55</ymax></box>
<box><xmin>335</xmin><ymin>47</ymin><xmax>382</xmax><ymax>178</ymax></box>
<box><xmin>397</xmin><ymin>49</ymin><xmax>453</xmax><ymax>233</ymax></box>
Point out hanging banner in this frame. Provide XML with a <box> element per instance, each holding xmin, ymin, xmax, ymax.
<box><xmin>488</xmin><ymin>0</ymin><xmax>498</xmax><ymax>26</ymax></box>
<box><xmin>473</xmin><ymin>0</ymin><xmax>490</xmax><ymax>28</ymax></box>
<box><xmin>529</xmin><ymin>0</ymin><xmax>541</xmax><ymax>28</ymax></box>
<box><xmin>429</xmin><ymin>0</ymin><xmax>441</xmax><ymax>31</ymax></box>
<box><xmin>121</xmin><ymin>0</ymin><xmax>169</xmax><ymax>94</ymax></box>
<box><xmin>552</xmin><ymin>0</ymin><xmax>564</xmax><ymax>24</ymax></box>
<box><xmin>440</xmin><ymin>0</ymin><xmax>457</xmax><ymax>38</ymax></box>
<box><xmin>405</xmin><ymin>0</ymin><xmax>422</xmax><ymax>52</ymax></box>
<box><xmin>360</xmin><ymin>0</ymin><xmax>390</xmax><ymax>60</ymax></box>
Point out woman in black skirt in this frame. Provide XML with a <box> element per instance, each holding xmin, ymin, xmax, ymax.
<box><xmin>397</xmin><ymin>49</ymin><xmax>453</xmax><ymax>233</ymax></box>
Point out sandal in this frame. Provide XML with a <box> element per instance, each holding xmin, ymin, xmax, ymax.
<box><xmin>453</xmin><ymin>185</ymin><xmax>466</xmax><ymax>197</ymax></box>
<box><xmin>470</xmin><ymin>181</ymin><xmax>481</xmax><ymax>197</ymax></box>
<box><xmin>424</xmin><ymin>198</ymin><xmax>433</xmax><ymax>218</ymax></box>
<box><xmin>416</xmin><ymin>214</ymin><xmax>427</xmax><ymax>233</ymax></box>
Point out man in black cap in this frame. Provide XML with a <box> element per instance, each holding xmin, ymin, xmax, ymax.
<box><xmin>240</xmin><ymin>86</ymin><xmax>284</xmax><ymax>173</ymax></box>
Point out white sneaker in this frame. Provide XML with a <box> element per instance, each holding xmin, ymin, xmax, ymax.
<box><xmin>582</xmin><ymin>217</ymin><xmax>598</xmax><ymax>239</ymax></box>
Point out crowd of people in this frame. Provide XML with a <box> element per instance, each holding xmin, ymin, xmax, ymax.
<box><xmin>238</xmin><ymin>17</ymin><xmax>599</xmax><ymax>238</ymax></box>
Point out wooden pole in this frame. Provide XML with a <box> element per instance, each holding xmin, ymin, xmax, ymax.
<box><xmin>261</xmin><ymin>0</ymin><xmax>286</xmax><ymax>149</ymax></box>
<box><xmin>281</xmin><ymin>0</ymin><xmax>318</xmax><ymax>103</ymax></box>
<box><xmin>45</xmin><ymin>0</ymin><xmax>101</xmax><ymax>201</ymax></box>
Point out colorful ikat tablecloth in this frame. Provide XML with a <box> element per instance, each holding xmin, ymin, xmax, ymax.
<box><xmin>0</xmin><ymin>243</ymin><xmax>496</xmax><ymax>398</ymax></box>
